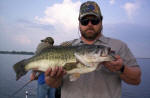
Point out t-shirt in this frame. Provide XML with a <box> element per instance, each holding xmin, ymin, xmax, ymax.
<box><xmin>61</xmin><ymin>35</ymin><xmax>138</xmax><ymax>98</ymax></box>
<box><xmin>38</xmin><ymin>73</ymin><xmax>45</xmax><ymax>84</ymax></box>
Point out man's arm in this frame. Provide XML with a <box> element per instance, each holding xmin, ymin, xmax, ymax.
<box><xmin>119</xmin><ymin>65</ymin><xmax>141</xmax><ymax>85</ymax></box>
<box><xmin>103</xmin><ymin>55</ymin><xmax>141</xmax><ymax>85</ymax></box>
<box><xmin>45</xmin><ymin>66</ymin><xmax>66</xmax><ymax>88</ymax></box>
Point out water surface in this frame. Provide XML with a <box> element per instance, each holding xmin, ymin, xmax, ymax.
<box><xmin>0</xmin><ymin>54</ymin><xmax>149</xmax><ymax>98</ymax></box>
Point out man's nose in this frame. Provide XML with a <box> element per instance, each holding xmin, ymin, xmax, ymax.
<box><xmin>87</xmin><ymin>21</ymin><xmax>93</xmax><ymax>26</ymax></box>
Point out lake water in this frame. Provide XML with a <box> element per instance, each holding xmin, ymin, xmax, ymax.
<box><xmin>0</xmin><ymin>54</ymin><xmax>150</xmax><ymax>98</ymax></box>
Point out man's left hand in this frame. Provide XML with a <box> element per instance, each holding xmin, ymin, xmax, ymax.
<box><xmin>103</xmin><ymin>55</ymin><xmax>123</xmax><ymax>72</ymax></box>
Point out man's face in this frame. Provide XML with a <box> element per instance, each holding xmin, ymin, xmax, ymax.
<box><xmin>79</xmin><ymin>15</ymin><xmax>102</xmax><ymax>41</ymax></box>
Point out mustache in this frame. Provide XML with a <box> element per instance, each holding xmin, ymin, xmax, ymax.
<box><xmin>85</xmin><ymin>28</ymin><xmax>94</xmax><ymax>31</ymax></box>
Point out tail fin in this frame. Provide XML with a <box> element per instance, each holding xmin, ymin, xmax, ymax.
<box><xmin>13</xmin><ymin>59</ymin><xmax>28</xmax><ymax>80</ymax></box>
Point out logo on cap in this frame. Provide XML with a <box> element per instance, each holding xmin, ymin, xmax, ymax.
<box><xmin>79</xmin><ymin>1</ymin><xmax>102</xmax><ymax>20</ymax></box>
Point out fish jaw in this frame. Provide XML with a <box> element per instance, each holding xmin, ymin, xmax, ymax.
<box><xmin>92</xmin><ymin>56</ymin><xmax>114</xmax><ymax>62</ymax></box>
<box><xmin>67</xmin><ymin>63</ymin><xmax>98</xmax><ymax>74</ymax></box>
<box><xmin>74</xmin><ymin>53</ymin><xmax>114</xmax><ymax>67</ymax></box>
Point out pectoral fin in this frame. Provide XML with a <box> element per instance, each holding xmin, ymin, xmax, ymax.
<box><xmin>74</xmin><ymin>53</ymin><xmax>91</xmax><ymax>67</ymax></box>
<box><xmin>63</xmin><ymin>62</ymin><xmax>78</xmax><ymax>71</ymax></box>
<box><xmin>69</xmin><ymin>73</ymin><xmax>81</xmax><ymax>82</ymax></box>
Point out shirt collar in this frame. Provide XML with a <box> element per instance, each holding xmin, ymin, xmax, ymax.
<box><xmin>76</xmin><ymin>34</ymin><xmax>108</xmax><ymax>44</ymax></box>
<box><xmin>96</xmin><ymin>34</ymin><xmax>108</xmax><ymax>44</ymax></box>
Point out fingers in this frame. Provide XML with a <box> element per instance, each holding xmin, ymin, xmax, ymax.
<box><xmin>103</xmin><ymin>55</ymin><xmax>123</xmax><ymax>72</ymax></box>
<box><xmin>51</xmin><ymin>67</ymin><xmax>58</xmax><ymax>77</ymax></box>
<box><xmin>45</xmin><ymin>67</ymin><xmax>52</xmax><ymax>77</ymax></box>
<box><xmin>45</xmin><ymin>66</ymin><xmax>66</xmax><ymax>79</ymax></box>
<box><xmin>103</xmin><ymin>61</ymin><xmax>116</xmax><ymax>72</ymax></box>
<box><xmin>56</xmin><ymin>67</ymin><xmax>63</xmax><ymax>77</ymax></box>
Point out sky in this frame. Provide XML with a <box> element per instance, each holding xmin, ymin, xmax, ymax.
<box><xmin>0</xmin><ymin>0</ymin><xmax>150</xmax><ymax>58</ymax></box>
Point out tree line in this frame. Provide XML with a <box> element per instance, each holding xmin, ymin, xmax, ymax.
<box><xmin>0</xmin><ymin>50</ymin><xmax>34</xmax><ymax>55</ymax></box>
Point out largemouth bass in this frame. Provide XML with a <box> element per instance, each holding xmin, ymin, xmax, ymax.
<box><xmin>13</xmin><ymin>45</ymin><xmax>115</xmax><ymax>81</ymax></box>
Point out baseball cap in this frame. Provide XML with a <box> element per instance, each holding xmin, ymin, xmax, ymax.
<box><xmin>79</xmin><ymin>1</ymin><xmax>102</xmax><ymax>20</ymax></box>
<box><xmin>41</xmin><ymin>37</ymin><xmax>54</xmax><ymax>45</ymax></box>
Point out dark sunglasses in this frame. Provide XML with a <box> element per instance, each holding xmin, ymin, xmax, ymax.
<box><xmin>80</xmin><ymin>18</ymin><xmax>100</xmax><ymax>26</ymax></box>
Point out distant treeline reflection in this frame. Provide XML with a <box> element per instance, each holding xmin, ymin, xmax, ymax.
<box><xmin>0</xmin><ymin>51</ymin><xmax>34</xmax><ymax>55</ymax></box>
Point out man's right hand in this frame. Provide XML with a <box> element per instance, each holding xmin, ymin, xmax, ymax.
<box><xmin>30</xmin><ymin>71</ymin><xmax>38</xmax><ymax>81</ymax></box>
<box><xmin>45</xmin><ymin>66</ymin><xmax>66</xmax><ymax>88</ymax></box>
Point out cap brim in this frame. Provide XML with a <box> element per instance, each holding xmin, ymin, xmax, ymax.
<box><xmin>41</xmin><ymin>40</ymin><xmax>44</xmax><ymax>42</ymax></box>
<box><xmin>79</xmin><ymin>12</ymin><xmax>99</xmax><ymax>20</ymax></box>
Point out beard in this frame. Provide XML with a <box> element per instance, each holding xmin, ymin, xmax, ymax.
<box><xmin>80</xmin><ymin>27</ymin><xmax>102</xmax><ymax>41</ymax></box>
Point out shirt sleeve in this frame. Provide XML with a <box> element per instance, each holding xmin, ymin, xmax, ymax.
<box><xmin>60</xmin><ymin>41</ymin><xmax>73</xmax><ymax>46</ymax></box>
<box><xmin>60</xmin><ymin>39</ymin><xmax>78</xmax><ymax>46</ymax></box>
<box><xmin>118</xmin><ymin>42</ymin><xmax>138</xmax><ymax>67</ymax></box>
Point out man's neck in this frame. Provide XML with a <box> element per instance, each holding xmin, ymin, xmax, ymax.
<box><xmin>81</xmin><ymin>33</ymin><xmax>101</xmax><ymax>45</ymax></box>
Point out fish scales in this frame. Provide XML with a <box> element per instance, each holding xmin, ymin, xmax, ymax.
<box><xmin>30</xmin><ymin>47</ymin><xmax>74</xmax><ymax>62</ymax></box>
<box><xmin>13</xmin><ymin>45</ymin><xmax>115</xmax><ymax>80</ymax></box>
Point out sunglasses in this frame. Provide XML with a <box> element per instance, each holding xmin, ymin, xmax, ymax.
<box><xmin>80</xmin><ymin>18</ymin><xmax>100</xmax><ymax>26</ymax></box>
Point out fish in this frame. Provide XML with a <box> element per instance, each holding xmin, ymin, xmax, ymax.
<box><xmin>13</xmin><ymin>45</ymin><xmax>116</xmax><ymax>81</ymax></box>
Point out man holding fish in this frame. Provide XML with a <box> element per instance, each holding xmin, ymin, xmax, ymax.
<box><xmin>13</xmin><ymin>1</ymin><xmax>141</xmax><ymax>98</ymax></box>
<box><xmin>44</xmin><ymin>1</ymin><xmax>141</xmax><ymax>98</ymax></box>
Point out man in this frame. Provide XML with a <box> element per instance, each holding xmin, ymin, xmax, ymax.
<box><xmin>44</xmin><ymin>1</ymin><xmax>141</xmax><ymax>98</ymax></box>
<box><xmin>30</xmin><ymin>37</ymin><xmax>56</xmax><ymax>98</ymax></box>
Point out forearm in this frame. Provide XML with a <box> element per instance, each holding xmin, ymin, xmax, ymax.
<box><xmin>120</xmin><ymin>65</ymin><xmax>141</xmax><ymax>85</ymax></box>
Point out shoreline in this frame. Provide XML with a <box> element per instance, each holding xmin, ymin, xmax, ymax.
<box><xmin>0</xmin><ymin>51</ymin><xmax>34</xmax><ymax>55</ymax></box>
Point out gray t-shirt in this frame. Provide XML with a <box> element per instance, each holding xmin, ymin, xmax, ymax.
<box><xmin>61</xmin><ymin>35</ymin><xmax>138</xmax><ymax>98</ymax></box>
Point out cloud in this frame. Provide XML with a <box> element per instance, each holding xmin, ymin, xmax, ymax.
<box><xmin>35</xmin><ymin>0</ymin><xmax>81</xmax><ymax>34</ymax></box>
<box><xmin>123</xmin><ymin>1</ymin><xmax>140</xmax><ymax>19</ymax></box>
<box><xmin>109</xmin><ymin>0</ymin><xmax>116</xmax><ymax>5</ymax></box>
<box><xmin>14</xmin><ymin>35</ymin><xmax>31</xmax><ymax>45</ymax></box>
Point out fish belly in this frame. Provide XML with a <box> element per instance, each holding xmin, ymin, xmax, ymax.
<box><xmin>25</xmin><ymin>59</ymin><xmax>65</xmax><ymax>72</ymax></box>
